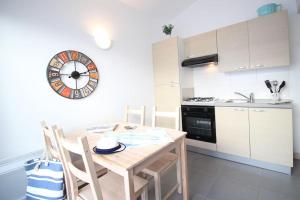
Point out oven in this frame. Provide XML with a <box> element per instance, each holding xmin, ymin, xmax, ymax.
<box><xmin>181</xmin><ymin>105</ymin><xmax>216</xmax><ymax>143</ymax></box>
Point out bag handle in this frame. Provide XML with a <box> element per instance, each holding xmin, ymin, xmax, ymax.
<box><xmin>34</xmin><ymin>144</ymin><xmax>50</xmax><ymax>171</ymax></box>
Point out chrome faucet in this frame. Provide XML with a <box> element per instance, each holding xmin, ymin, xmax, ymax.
<box><xmin>234</xmin><ymin>92</ymin><xmax>255</xmax><ymax>103</ymax></box>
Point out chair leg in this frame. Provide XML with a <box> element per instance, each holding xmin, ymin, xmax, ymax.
<box><xmin>176</xmin><ymin>147</ymin><xmax>182</xmax><ymax>194</ymax></box>
<box><xmin>141</xmin><ymin>186</ymin><xmax>148</xmax><ymax>200</ymax></box>
<box><xmin>154</xmin><ymin>173</ymin><xmax>162</xmax><ymax>200</ymax></box>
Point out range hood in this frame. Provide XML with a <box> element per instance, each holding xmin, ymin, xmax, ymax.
<box><xmin>181</xmin><ymin>54</ymin><xmax>218</xmax><ymax>67</ymax></box>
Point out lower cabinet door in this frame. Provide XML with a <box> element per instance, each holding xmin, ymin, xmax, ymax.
<box><xmin>249</xmin><ymin>108</ymin><xmax>293</xmax><ymax>167</ymax></box>
<box><xmin>154</xmin><ymin>84</ymin><xmax>180</xmax><ymax>129</ymax></box>
<box><xmin>215</xmin><ymin>107</ymin><xmax>250</xmax><ymax>157</ymax></box>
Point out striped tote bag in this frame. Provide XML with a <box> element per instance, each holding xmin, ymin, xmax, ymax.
<box><xmin>24</xmin><ymin>159</ymin><xmax>65</xmax><ymax>200</ymax></box>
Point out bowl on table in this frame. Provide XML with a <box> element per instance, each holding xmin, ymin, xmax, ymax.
<box><xmin>93</xmin><ymin>138</ymin><xmax>126</xmax><ymax>154</ymax></box>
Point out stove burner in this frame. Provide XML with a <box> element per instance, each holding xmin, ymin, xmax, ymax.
<box><xmin>185</xmin><ymin>97</ymin><xmax>215</xmax><ymax>102</ymax></box>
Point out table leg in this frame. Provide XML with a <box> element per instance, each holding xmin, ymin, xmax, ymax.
<box><xmin>180</xmin><ymin>138</ymin><xmax>189</xmax><ymax>200</ymax></box>
<box><xmin>124</xmin><ymin>169</ymin><xmax>135</xmax><ymax>200</ymax></box>
<box><xmin>175</xmin><ymin>145</ymin><xmax>182</xmax><ymax>194</ymax></box>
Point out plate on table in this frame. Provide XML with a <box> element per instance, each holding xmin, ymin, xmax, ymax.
<box><xmin>86</xmin><ymin>124</ymin><xmax>118</xmax><ymax>133</ymax></box>
<box><xmin>93</xmin><ymin>143</ymin><xmax>126</xmax><ymax>154</ymax></box>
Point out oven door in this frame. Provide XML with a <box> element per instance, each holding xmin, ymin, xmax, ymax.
<box><xmin>182</xmin><ymin>111</ymin><xmax>216</xmax><ymax>143</ymax></box>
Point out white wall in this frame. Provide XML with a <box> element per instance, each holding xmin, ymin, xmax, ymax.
<box><xmin>170</xmin><ymin>0</ymin><xmax>300</xmax><ymax>154</ymax></box>
<box><xmin>0</xmin><ymin>0</ymin><xmax>155</xmax><ymax>160</ymax></box>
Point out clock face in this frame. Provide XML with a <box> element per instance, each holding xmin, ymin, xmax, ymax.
<box><xmin>47</xmin><ymin>50</ymin><xmax>99</xmax><ymax>99</ymax></box>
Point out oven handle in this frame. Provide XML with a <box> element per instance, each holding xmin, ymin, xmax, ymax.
<box><xmin>182</xmin><ymin>112</ymin><xmax>214</xmax><ymax>117</ymax></box>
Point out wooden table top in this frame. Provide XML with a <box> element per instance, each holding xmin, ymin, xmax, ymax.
<box><xmin>66</xmin><ymin>123</ymin><xmax>187</xmax><ymax>172</ymax></box>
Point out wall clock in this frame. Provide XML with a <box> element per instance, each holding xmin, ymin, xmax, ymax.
<box><xmin>47</xmin><ymin>50</ymin><xmax>99</xmax><ymax>99</ymax></box>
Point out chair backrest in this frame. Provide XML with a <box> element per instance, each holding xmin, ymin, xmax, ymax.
<box><xmin>54</xmin><ymin>129</ymin><xmax>103</xmax><ymax>200</ymax></box>
<box><xmin>152</xmin><ymin>106</ymin><xmax>180</xmax><ymax>131</ymax></box>
<box><xmin>40</xmin><ymin>121</ymin><xmax>60</xmax><ymax>160</ymax></box>
<box><xmin>124</xmin><ymin>105</ymin><xmax>145</xmax><ymax>125</ymax></box>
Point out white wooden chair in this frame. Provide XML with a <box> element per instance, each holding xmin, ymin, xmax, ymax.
<box><xmin>54</xmin><ymin>128</ymin><xmax>149</xmax><ymax>200</ymax></box>
<box><xmin>142</xmin><ymin>106</ymin><xmax>181</xmax><ymax>200</ymax></box>
<box><xmin>124</xmin><ymin>105</ymin><xmax>145</xmax><ymax>125</ymax></box>
<box><xmin>41</xmin><ymin>121</ymin><xmax>107</xmax><ymax>199</ymax></box>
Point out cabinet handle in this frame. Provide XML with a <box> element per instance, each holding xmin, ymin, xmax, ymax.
<box><xmin>169</xmin><ymin>81</ymin><xmax>179</xmax><ymax>87</ymax></box>
<box><xmin>255</xmin><ymin>64</ymin><xmax>264</xmax><ymax>68</ymax></box>
<box><xmin>253</xmin><ymin>109</ymin><xmax>264</xmax><ymax>112</ymax></box>
<box><xmin>234</xmin><ymin>108</ymin><xmax>245</xmax><ymax>111</ymax></box>
<box><xmin>237</xmin><ymin>66</ymin><xmax>246</xmax><ymax>70</ymax></box>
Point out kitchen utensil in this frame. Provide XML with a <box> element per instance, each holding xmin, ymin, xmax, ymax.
<box><xmin>270</xmin><ymin>80</ymin><xmax>278</xmax><ymax>93</ymax></box>
<box><xmin>278</xmin><ymin>81</ymin><xmax>286</xmax><ymax>92</ymax></box>
<box><xmin>257</xmin><ymin>3</ymin><xmax>282</xmax><ymax>16</ymax></box>
<box><xmin>274</xmin><ymin>80</ymin><xmax>278</xmax><ymax>92</ymax></box>
<box><xmin>113</xmin><ymin>124</ymin><xmax>119</xmax><ymax>131</ymax></box>
<box><xmin>265</xmin><ymin>80</ymin><xmax>273</xmax><ymax>93</ymax></box>
<box><xmin>124</xmin><ymin>125</ymin><xmax>137</xmax><ymax>130</ymax></box>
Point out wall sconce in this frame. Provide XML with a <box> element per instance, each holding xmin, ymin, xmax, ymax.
<box><xmin>94</xmin><ymin>27</ymin><xmax>112</xmax><ymax>50</ymax></box>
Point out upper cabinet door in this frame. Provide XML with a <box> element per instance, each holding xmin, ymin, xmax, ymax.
<box><xmin>184</xmin><ymin>30</ymin><xmax>217</xmax><ymax>59</ymax></box>
<box><xmin>217</xmin><ymin>22</ymin><xmax>250</xmax><ymax>72</ymax></box>
<box><xmin>152</xmin><ymin>37</ymin><xmax>180</xmax><ymax>86</ymax></box>
<box><xmin>248</xmin><ymin>11</ymin><xmax>290</xmax><ymax>69</ymax></box>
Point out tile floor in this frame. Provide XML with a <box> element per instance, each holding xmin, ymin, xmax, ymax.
<box><xmin>148</xmin><ymin>151</ymin><xmax>300</xmax><ymax>200</ymax></box>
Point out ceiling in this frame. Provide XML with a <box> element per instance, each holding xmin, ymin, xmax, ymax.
<box><xmin>119</xmin><ymin>0</ymin><xmax>198</xmax><ymax>20</ymax></box>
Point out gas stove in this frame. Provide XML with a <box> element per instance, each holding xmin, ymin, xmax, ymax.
<box><xmin>184</xmin><ymin>97</ymin><xmax>215</xmax><ymax>102</ymax></box>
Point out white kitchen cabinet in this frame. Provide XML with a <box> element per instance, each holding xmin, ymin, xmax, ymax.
<box><xmin>184</xmin><ymin>30</ymin><xmax>217</xmax><ymax>59</ymax></box>
<box><xmin>248</xmin><ymin>11</ymin><xmax>290</xmax><ymax>69</ymax></box>
<box><xmin>249</xmin><ymin>108</ymin><xmax>293</xmax><ymax>167</ymax></box>
<box><xmin>152</xmin><ymin>37</ymin><xmax>180</xmax><ymax>86</ymax></box>
<box><xmin>215</xmin><ymin>107</ymin><xmax>250</xmax><ymax>157</ymax></box>
<box><xmin>217</xmin><ymin>22</ymin><xmax>250</xmax><ymax>72</ymax></box>
<box><xmin>154</xmin><ymin>84</ymin><xmax>180</xmax><ymax>111</ymax></box>
<box><xmin>152</xmin><ymin>37</ymin><xmax>181</xmax><ymax>128</ymax></box>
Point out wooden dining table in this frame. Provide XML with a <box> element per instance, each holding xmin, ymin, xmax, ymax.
<box><xmin>67</xmin><ymin>123</ymin><xmax>189</xmax><ymax>200</ymax></box>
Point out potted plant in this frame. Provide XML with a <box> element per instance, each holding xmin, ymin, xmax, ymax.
<box><xmin>162</xmin><ymin>24</ymin><xmax>174</xmax><ymax>36</ymax></box>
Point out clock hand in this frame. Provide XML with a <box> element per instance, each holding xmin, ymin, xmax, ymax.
<box><xmin>74</xmin><ymin>61</ymin><xmax>77</xmax><ymax>71</ymax></box>
<box><xmin>75</xmin><ymin>79</ymin><xmax>78</xmax><ymax>89</ymax></box>
<box><xmin>60</xmin><ymin>73</ymin><xmax>72</xmax><ymax>78</ymax></box>
<box><xmin>79</xmin><ymin>70</ymin><xmax>90</xmax><ymax>75</ymax></box>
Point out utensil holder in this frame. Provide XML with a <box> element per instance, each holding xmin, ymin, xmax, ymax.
<box><xmin>272</xmin><ymin>92</ymin><xmax>281</xmax><ymax>103</ymax></box>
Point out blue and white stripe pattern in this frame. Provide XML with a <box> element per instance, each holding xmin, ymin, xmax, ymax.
<box><xmin>25</xmin><ymin>159</ymin><xmax>65</xmax><ymax>200</ymax></box>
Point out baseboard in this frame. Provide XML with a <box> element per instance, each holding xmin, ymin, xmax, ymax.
<box><xmin>0</xmin><ymin>149</ymin><xmax>43</xmax><ymax>175</ymax></box>
<box><xmin>294</xmin><ymin>152</ymin><xmax>300</xmax><ymax>160</ymax></box>
<box><xmin>187</xmin><ymin>146</ymin><xmax>292</xmax><ymax>175</ymax></box>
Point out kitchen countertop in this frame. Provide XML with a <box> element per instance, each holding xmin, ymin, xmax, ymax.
<box><xmin>181</xmin><ymin>99</ymin><xmax>293</xmax><ymax>109</ymax></box>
